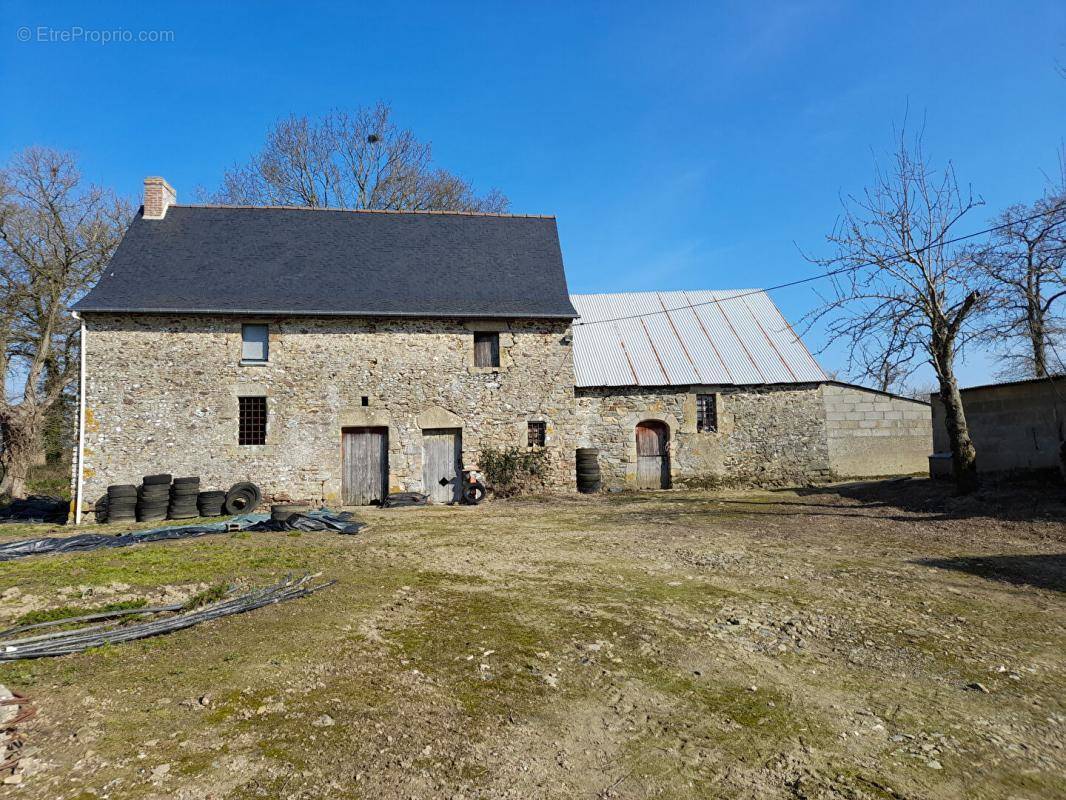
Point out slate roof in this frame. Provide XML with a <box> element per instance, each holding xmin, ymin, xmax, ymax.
<box><xmin>73</xmin><ymin>205</ymin><xmax>577</xmax><ymax>319</ymax></box>
<box><xmin>570</xmin><ymin>290</ymin><xmax>827</xmax><ymax>388</ymax></box>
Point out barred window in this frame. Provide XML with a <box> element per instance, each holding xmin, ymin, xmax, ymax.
<box><xmin>527</xmin><ymin>421</ymin><xmax>546</xmax><ymax>448</ymax></box>
<box><xmin>696</xmin><ymin>393</ymin><xmax>717</xmax><ymax>433</ymax></box>
<box><xmin>238</xmin><ymin>396</ymin><xmax>267</xmax><ymax>445</ymax></box>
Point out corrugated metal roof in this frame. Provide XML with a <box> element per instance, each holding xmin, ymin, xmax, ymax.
<box><xmin>570</xmin><ymin>290</ymin><xmax>826</xmax><ymax>388</ymax></box>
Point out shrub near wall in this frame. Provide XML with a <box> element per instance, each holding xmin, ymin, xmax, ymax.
<box><xmin>479</xmin><ymin>447</ymin><xmax>549</xmax><ymax>497</ymax></box>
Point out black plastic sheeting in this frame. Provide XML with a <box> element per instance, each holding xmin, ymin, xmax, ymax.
<box><xmin>0</xmin><ymin>509</ymin><xmax>363</xmax><ymax>562</ymax></box>
<box><xmin>381</xmin><ymin>492</ymin><xmax>429</xmax><ymax>508</ymax></box>
<box><xmin>246</xmin><ymin>511</ymin><xmax>364</xmax><ymax>534</ymax></box>
<box><xmin>0</xmin><ymin>495</ymin><xmax>69</xmax><ymax>525</ymax></box>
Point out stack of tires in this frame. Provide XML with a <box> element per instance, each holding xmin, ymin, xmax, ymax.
<box><xmin>576</xmin><ymin>448</ymin><xmax>601</xmax><ymax>493</ymax></box>
<box><xmin>94</xmin><ymin>495</ymin><xmax>110</xmax><ymax>524</ymax></box>
<box><xmin>271</xmin><ymin>503</ymin><xmax>308</xmax><ymax>524</ymax></box>
<box><xmin>137</xmin><ymin>474</ymin><xmax>171</xmax><ymax>522</ymax></box>
<box><xmin>197</xmin><ymin>490</ymin><xmax>226</xmax><ymax>517</ymax></box>
<box><xmin>168</xmin><ymin>477</ymin><xmax>200</xmax><ymax>520</ymax></box>
<box><xmin>106</xmin><ymin>484</ymin><xmax>138</xmax><ymax>522</ymax></box>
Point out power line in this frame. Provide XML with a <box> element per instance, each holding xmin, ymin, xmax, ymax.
<box><xmin>572</xmin><ymin>205</ymin><xmax>1066</xmax><ymax>328</ymax></box>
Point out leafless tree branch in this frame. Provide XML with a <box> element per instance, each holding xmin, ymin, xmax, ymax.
<box><xmin>803</xmin><ymin>127</ymin><xmax>984</xmax><ymax>489</ymax></box>
<box><xmin>0</xmin><ymin>147</ymin><xmax>131</xmax><ymax>496</ymax></box>
<box><xmin>207</xmin><ymin>102</ymin><xmax>509</xmax><ymax>213</ymax></box>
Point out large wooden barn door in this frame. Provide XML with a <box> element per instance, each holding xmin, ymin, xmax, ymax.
<box><xmin>422</xmin><ymin>428</ymin><xmax>462</xmax><ymax>504</ymax></box>
<box><xmin>635</xmin><ymin>421</ymin><xmax>670</xmax><ymax>489</ymax></box>
<box><xmin>342</xmin><ymin>427</ymin><xmax>388</xmax><ymax>505</ymax></box>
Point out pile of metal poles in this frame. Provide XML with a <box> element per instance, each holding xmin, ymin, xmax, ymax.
<box><xmin>0</xmin><ymin>574</ymin><xmax>333</xmax><ymax>661</ymax></box>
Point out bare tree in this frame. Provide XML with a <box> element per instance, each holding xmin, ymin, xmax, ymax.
<box><xmin>903</xmin><ymin>381</ymin><xmax>940</xmax><ymax>402</ymax></box>
<box><xmin>0</xmin><ymin>148</ymin><xmax>130</xmax><ymax>497</ymax></box>
<box><xmin>211</xmin><ymin>102</ymin><xmax>508</xmax><ymax>213</ymax></box>
<box><xmin>972</xmin><ymin>180</ymin><xmax>1066</xmax><ymax>379</ymax></box>
<box><xmin>807</xmin><ymin>130</ymin><xmax>984</xmax><ymax>490</ymax></box>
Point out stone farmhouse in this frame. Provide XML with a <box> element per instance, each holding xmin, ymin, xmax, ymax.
<box><xmin>69</xmin><ymin>178</ymin><xmax>931</xmax><ymax>519</ymax></box>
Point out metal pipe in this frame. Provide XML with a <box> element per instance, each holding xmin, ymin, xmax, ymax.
<box><xmin>72</xmin><ymin>311</ymin><xmax>86</xmax><ymax>525</ymax></box>
<box><xmin>0</xmin><ymin>575</ymin><xmax>333</xmax><ymax>660</ymax></box>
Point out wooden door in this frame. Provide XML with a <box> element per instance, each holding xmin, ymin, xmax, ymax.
<box><xmin>422</xmin><ymin>428</ymin><xmax>462</xmax><ymax>503</ymax></box>
<box><xmin>342</xmin><ymin>427</ymin><xmax>388</xmax><ymax>505</ymax></box>
<box><xmin>635</xmin><ymin>421</ymin><xmax>670</xmax><ymax>489</ymax></box>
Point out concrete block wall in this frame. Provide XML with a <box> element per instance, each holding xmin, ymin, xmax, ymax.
<box><xmin>822</xmin><ymin>383</ymin><xmax>931</xmax><ymax>477</ymax></box>
<box><xmin>931</xmin><ymin>378</ymin><xmax>1066</xmax><ymax>473</ymax></box>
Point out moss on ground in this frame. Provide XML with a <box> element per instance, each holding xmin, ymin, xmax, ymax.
<box><xmin>0</xmin><ymin>535</ymin><xmax>338</xmax><ymax>591</ymax></box>
<box><xmin>0</xmin><ymin>488</ymin><xmax>1062</xmax><ymax>799</ymax></box>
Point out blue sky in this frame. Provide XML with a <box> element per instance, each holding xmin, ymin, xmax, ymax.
<box><xmin>2</xmin><ymin>0</ymin><xmax>1064</xmax><ymax>387</ymax></box>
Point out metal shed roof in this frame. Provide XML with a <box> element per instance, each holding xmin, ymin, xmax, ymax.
<box><xmin>570</xmin><ymin>290</ymin><xmax>826</xmax><ymax>388</ymax></box>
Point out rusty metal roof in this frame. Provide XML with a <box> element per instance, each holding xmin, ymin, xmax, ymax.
<box><xmin>570</xmin><ymin>290</ymin><xmax>826</xmax><ymax>388</ymax></box>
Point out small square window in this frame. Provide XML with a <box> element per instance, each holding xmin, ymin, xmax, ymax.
<box><xmin>241</xmin><ymin>324</ymin><xmax>269</xmax><ymax>363</ymax></box>
<box><xmin>361</xmin><ymin>396</ymin><xmax>369</xmax><ymax>407</ymax></box>
<box><xmin>474</xmin><ymin>332</ymin><xmax>500</xmax><ymax>368</ymax></box>
<box><xmin>238</xmin><ymin>396</ymin><xmax>267</xmax><ymax>445</ymax></box>
<box><xmin>696</xmin><ymin>393</ymin><xmax>717</xmax><ymax>432</ymax></box>
<box><xmin>527</xmin><ymin>421</ymin><xmax>546</xmax><ymax>448</ymax></box>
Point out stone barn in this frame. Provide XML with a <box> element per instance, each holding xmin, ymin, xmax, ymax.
<box><xmin>570</xmin><ymin>291</ymin><xmax>932</xmax><ymax>488</ymax></box>
<box><xmin>68</xmin><ymin>178</ymin><xmax>933</xmax><ymax>520</ymax></box>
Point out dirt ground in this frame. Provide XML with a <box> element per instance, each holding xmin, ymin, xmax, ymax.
<box><xmin>0</xmin><ymin>478</ymin><xmax>1064</xmax><ymax>799</ymax></box>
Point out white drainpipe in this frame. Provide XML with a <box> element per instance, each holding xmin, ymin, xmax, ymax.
<box><xmin>72</xmin><ymin>311</ymin><xmax>87</xmax><ymax>525</ymax></box>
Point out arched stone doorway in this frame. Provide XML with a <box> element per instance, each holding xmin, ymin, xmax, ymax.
<box><xmin>635</xmin><ymin>420</ymin><xmax>671</xmax><ymax>489</ymax></box>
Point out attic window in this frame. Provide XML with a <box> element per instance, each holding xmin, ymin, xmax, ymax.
<box><xmin>527</xmin><ymin>421</ymin><xmax>546</xmax><ymax>448</ymax></box>
<box><xmin>241</xmin><ymin>324</ymin><xmax>269</xmax><ymax>364</ymax></box>
<box><xmin>474</xmin><ymin>332</ymin><xmax>500</xmax><ymax>368</ymax></box>
<box><xmin>238</xmin><ymin>396</ymin><xmax>267</xmax><ymax>445</ymax></box>
<box><xmin>696</xmin><ymin>393</ymin><xmax>717</xmax><ymax>433</ymax></box>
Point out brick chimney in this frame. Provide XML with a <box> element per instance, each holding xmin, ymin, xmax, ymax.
<box><xmin>143</xmin><ymin>176</ymin><xmax>176</xmax><ymax>220</ymax></box>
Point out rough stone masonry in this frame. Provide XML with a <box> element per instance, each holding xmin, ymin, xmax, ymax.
<box><xmin>77</xmin><ymin>314</ymin><xmax>932</xmax><ymax>511</ymax></box>
<box><xmin>575</xmin><ymin>382</ymin><xmax>930</xmax><ymax>488</ymax></box>
<box><xmin>79</xmin><ymin>314</ymin><xmax>578</xmax><ymax>506</ymax></box>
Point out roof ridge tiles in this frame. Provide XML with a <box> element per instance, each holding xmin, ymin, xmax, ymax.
<box><xmin>172</xmin><ymin>204</ymin><xmax>555</xmax><ymax>219</ymax></box>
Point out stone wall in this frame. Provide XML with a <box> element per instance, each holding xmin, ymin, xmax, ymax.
<box><xmin>822</xmin><ymin>383</ymin><xmax>931</xmax><ymax>477</ymax></box>
<box><xmin>931</xmin><ymin>377</ymin><xmax>1066</xmax><ymax>474</ymax></box>
<box><xmin>575</xmin><ymin>384</ymin><xmax>832</xmax><ymax>487</ymax></box>
<box><xmin>76</xmin><ymin>314</ymin><xmax>577</xmax><ymax>511</ymax></box>
<box><xmin>74</xmin><ymin>313</ymin><xmax>936</xmax><ymax>515</ymax></box>
<box><xmin>574</xmin><ymin>382</ymin><xmax>931</xmax><ymax>488</ymax></box>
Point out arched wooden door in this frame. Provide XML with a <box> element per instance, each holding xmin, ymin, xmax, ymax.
<box><xmin>635</xmin><ymin>421</ymin><xmax>670</xmax><ymax>489</ymax></box>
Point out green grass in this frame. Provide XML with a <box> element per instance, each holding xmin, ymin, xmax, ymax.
<box><xmin>26</xmin><ymin>461</ymin><xmax>72</xmax><ymax>500</ymax></box>
<box><xmin>10</xmin><ymin>598</ymin><xmax>148</xmax><ymax>627</ymax></box>
<box><xmin>0</xmin><ymin>535</ymin><xmax>341</xmax><ymax>592</ymax></box>
<box><xmin>182</xmin><ymin>582</ymin><xmax>230</xmax><ymax>610</ymax></box>
<box><xmin>0</xmin><ymin>489</ymin><xmax>1062</xmax><ymax>800</ymax></box>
